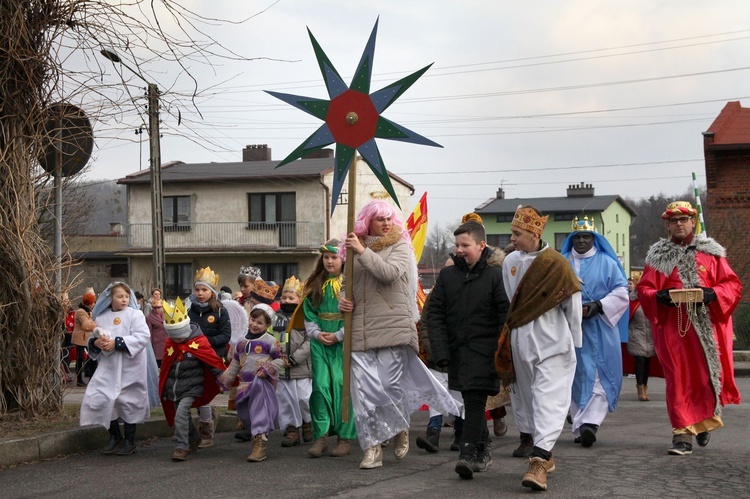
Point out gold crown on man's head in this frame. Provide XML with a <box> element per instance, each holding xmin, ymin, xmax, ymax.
<box><xmin>571</xmin><ymin>215</ymin><xmax>596</xmax><ymax>232</ymax></box>
<box><xmin>194</xmin><ymin>266</ymin><xmax>219</xmax><ymax>289</ymax></box>
<box><xmin>661</xmin><ymin>201</ymin><xmax>697</xmax><ymax>220</ymax></box>
<box><xmin>512</xmin><ymin>205</ymin><xmax>549</xmax><ymax>236</ymax></box>
<box><xmin>282</xmin><ymin>276</ymin><xmax>303</xmax><ymax>297</ymax></box>
<box><xmin>162</xmin><ymin>297</ymin><xmax>189</xmax><ymax>326</ymax></box>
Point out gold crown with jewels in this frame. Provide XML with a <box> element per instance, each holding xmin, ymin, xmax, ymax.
<box><xmin>571</xmin><ymin>215</ymin><xmax>596</xmax><ymax>232</ymax></box>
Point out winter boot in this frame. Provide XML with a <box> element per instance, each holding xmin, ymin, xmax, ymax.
<box><xmin>637</xmin><ymin>384</ymin><xmax>650</xmax><ymax>401</ymax></box>
<box><xmin>416</xmin><ymin>427</ymin><xmax>441</xmax><ymax>453</ymax></box>
<box><xmin>359</xmin><ymin>445</ymin><xmax>383</xmax><ymax>469</ymax></box>
<box><xmin>330</xmin><ymin>437</ymin><xmax>352</xmax><ymax>457</ymax></box>
<box><xmin>521</xmin><ymin>457</ymin><xmax>548</xmax><ymax>491</ymax></box>
<box><xmin>394</xmin><ymin>429</ymin><xmax>409</xmax><ymax>460</ymax></box>
<box><xmin>101</xmin><ymin>420</ymin><xmax>123</xmax><ymax>454</ymax></box>
<box><xmin>580</xmin><ymin>423</ymin><xmax>598</xmax><ymax>448</ymax></box>
<box><xmin>301</xmin><ymin>421</ymin><xmax>313</xmax><ymax>442</ymax></box>
<box><xmin>493</xmin><ymin>417</ymin><xmax>508</xmax><ymax>437</ymax></box>
<box><xmin>246</xmin><ymin>433</ymin><xmax>268</xmax><ymax>462</ymax></box>
<box><xmin>512</xmin><ymin>432</ymin><xmax>534</xmax><ymax>458</ymax></box>
<box><xmin>473</xmin><ymin>441</ymin><xmax>493</xmax><ymax>472</ymax></box>
<box><xmin>116</xmin><ymin>423</ymin><xmax>137</xmax><ymax>455</ymax></box>
<box><xmin>455</xmin><ymin>442</ymin><xmax>476</xmax><ymax>479</ymax></box>
<box><xmin>308</xmin><ymin>433</ymin><xmax>328</xmax><ymax>458</ymax></box>
<box><xmin>281</xmin><ymin>425</ymin><xmax>300</xmax><ymax>447</ymax></box>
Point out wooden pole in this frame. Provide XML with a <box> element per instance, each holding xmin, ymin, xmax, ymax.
<box><xmin>341</xmin><ymin>153</ymin><xmax>357</xmax><ymax>422</ymax></box>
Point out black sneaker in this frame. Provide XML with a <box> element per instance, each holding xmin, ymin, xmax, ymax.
<box><xmin>455</xmin><ymin>455</ymin><xmax>475</xmax><ymax>479</ymax></box>
<box><xmin>696</xmin><ymin>431</ymin><xmax>710</xmax><ymax>447</ymax></box>
<box><xmin>668</xmin><ymin>441</ymin><xmax>693</xmax><ymax>456</ymax></box>
<box><xmin>580</xmin><ymin>424</ymin><xmax>597</xmax><ymax>448</ymax></box>
<box><xmin>472</xmin><ymin>443</ymin><xmax>492</xmax><ymax>472</ymax></box>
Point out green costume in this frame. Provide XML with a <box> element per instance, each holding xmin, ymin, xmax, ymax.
<box><xmin>303</xmin><ymin>274</ymin><xmax>357</xmax><ymax>440</ymax></box>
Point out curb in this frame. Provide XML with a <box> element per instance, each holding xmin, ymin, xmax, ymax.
<box><xmin>0</xmin><ymin>414</ymin><xmax>237</xmax><ymax>468</ymax></box>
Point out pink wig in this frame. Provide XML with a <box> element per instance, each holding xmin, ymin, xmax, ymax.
<box><xmin>338</xmin><ymin>200</ymin><xmax>412</xmax><ymax>258</ymax></box>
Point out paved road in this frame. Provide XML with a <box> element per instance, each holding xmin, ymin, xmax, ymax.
<box><xmin>2</xmin><ymin>377</ymin><xmax>747</xmax><ymax>498</ymax></box>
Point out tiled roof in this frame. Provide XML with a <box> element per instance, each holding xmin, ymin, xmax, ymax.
<box><xmin>476</xmin><ymin>194</ymin><xmax>637</xmax><ymax>217</ymax></box>
<box><xmin>117</xmin><ymin>157</ymin><xmax>414</xmax><ymax>190</ymax></box>
<box><xmin>705</xmin><ymin>101</ymin><xmax>750</xmax><ymax>146</ymax></box>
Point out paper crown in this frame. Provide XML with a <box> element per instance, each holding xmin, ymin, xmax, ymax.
<box><xmin>461</xmin><ymin>212</ymin><xmax>483</xmax><ymax>224</ymax></box>
<box><xmin>282</xmin><ymin>276</ymin><xmax>303</xmax><ymax>297</ymax></box>
<box><xmin>250</xmin><ymin>278</ymin><xmax>279</xmax><ymax>303</ymax></box>
<box><xmin>163</xmin><ymin>297</ymin><xmax>189</xmax><ymax>326</ymax></box>
<box><xmin>239</xmin><ymin>266</ymin><xmax>261</xmax><ymax>279</ymax></box>
<box><xmin>194</xmin><ymin>266</ymin><xmax>219</xmax><ymax>289</ymax></box>
<box><xmin>512</xmin><ymin>205</ymin><xmax>549</xmax><ymax>236</ymax></box>
<box><xmin>661</xmin><ymin>201</ymin><xmax>697</xmax><ymax>220</ymax></box>
<box><xmin>571</xmin><ymin>215</ymin><xmax>596</xmax><ymax>232</ymax></box>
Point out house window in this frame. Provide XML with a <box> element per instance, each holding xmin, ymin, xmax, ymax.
<box><xmin>256</xmin><ymin>263</ymin><xmax>299</xmax><ymax>298</ymax></box>
<box><xmin>496</xmin><ymin>214</ymin><xmax>514</xmax><ymax>222</ymax></box>
<box><xmin>554</xmin><ymin>233</ymin><xmax>569</xmax><ymax>251</ymax></box>
<box><xmin>554</xmin><ymin>213</ymin><xmax>577</xmax><ymax>221</ymax></box>
<box><xmin>248</xmin><ymin>192</ymin><xmax>296</xmax><ymax>224</ymax></box>
<box><xmin>487</xmin><ymin>234</ymin><xmax>511</xmax><ymax>249</ymax></box>
<box><xmin>165</xmin><ymin>263</ymin><xmax>193</xmax><ymax>299</ymax></box>
<box><xmin>110</xmin><ymin>263</ymin><xmax>128</xmax><ymax>278</ymax></box>
<box><xmin>616</xmin><ymin>214</ymin><xmax>619</xmax><ymax>223</ymax></box>
<box><xmin>164</xmin><ymin>196</ymin><xmax>191</xmax><ymax>232</ymax></box>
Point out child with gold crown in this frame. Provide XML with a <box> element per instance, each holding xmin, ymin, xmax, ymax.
<box><xmin>187</xmin><ymin>266</ymin><xmax>232</xmax><ymax>448</ymax></box>
<box><xmin>158</xmin><ymin>297</ymin><xmax>226</xmax><ymax>461</ymax></box>
<box><xmin>274</xmin><ymin>276</ymin><xmax>314</xmax><ymax>447</ymax></box>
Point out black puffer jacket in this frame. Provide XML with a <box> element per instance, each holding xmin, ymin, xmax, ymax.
<box><xmin>426</xmin><ymin>247</ymin><xmax>509</xmax><ymax>394</ymax></box>
<box><xmin>188</xmin><ymin>301</ymin><xmax>231</xmax><ymax>361</ymax></box>
<box><xmin>162</xmin><ymin>324</ymin><xmax>224</xmax><ymax>402</ymax></box>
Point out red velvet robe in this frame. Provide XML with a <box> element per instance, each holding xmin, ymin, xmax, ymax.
<box><xmin>638</xmin><ymin>246</ymin><xmax>741</xmax><ymax>429</ymax></box>
<box><xmin>158</xmin><ymin>334</ymin><xmax>226</xmax><ymax>426</ymax></box>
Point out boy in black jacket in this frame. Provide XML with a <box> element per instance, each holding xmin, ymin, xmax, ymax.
<box><xmin>426</xmin><ymin>214</ymin><xmax>509</xmax><ymax>480</ymax></box>
<box><xmin>159</xmin><ymin>298</ymin><xmax>225</xmax><ymax>462</ymax></box>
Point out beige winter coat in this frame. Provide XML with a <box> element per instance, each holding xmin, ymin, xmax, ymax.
<box><xmin>347</xmin><ymin>227</ymin><xmax>419</xmax><ymax>353</ymax></box>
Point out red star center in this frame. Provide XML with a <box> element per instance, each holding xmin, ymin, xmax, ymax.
<box><xmin>326</xmin><ymin>89</ymin><xmax>378</xmax><ymax>148</ymax></box>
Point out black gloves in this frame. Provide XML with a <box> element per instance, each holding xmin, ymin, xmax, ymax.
<box><xmin>701</xmin><ymin>287</ymin><xmax>717</xmax><ymax>305</ymax></box>
<box><xmin>656</xmin><ymin>289</ymin><xmax>675</xmax><ymax>306</ymax></box>
<box><xmin>582</xmin><ymin>301</ymin><xmax>603</xmax><ymax>319</ymax></box>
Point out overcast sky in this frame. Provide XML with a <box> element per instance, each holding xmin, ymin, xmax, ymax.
<box><xmin>81</xmin><ymin>0</ymin><xmax>750</xmax><ymax>229</ymax></box>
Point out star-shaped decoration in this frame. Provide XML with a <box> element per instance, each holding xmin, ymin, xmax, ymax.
<box><xmin>266</xmin><ymin>18</ymin><xmax>442</xmax><ymax>214</ymax></box>
<box><xmin>166</xmin><ymin>346</ymin><xmax>174</xmax><ymax>357</ymax></box>
<box><xmin>188</xmin><ymin>341</ymin><xmax>200</xmax><ymax>350</ymax></box>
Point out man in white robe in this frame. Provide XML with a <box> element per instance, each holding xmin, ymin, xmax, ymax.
<box><xmin>502</xmin><ymin>205</ymin><xmax>582</xmax><ymax>492</ymax></box>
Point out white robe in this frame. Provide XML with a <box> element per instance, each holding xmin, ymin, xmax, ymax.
<box><xmin>80</xmin><ymin>307</ymin><xmax>151</xmax><ymax>428</ymax></box>
<box><xmin>503</xmin><ymin>244</ymin><xmax>582</xmax><ymax>452</ymax></box>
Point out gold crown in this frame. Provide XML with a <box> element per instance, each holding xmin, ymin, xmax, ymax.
<box><xmin>571</xmin><ymin>215</ymin><xmax>596</xmax><ymax>232</ymax></box>
<box><xmin>163</xmin><ymin>297</ymin><xmax>189</xmax><ymax>326</ymax></box>
<box><xmin>282</xmin><ymin>276</ymin><xmax>303</xmax><ymax>297</ymax></box>
<box><xmin>194</xmin><ymin>266</ymin><xmax>219</xmax><ymax>289</ymax></box>
<box><xmin>461</xmin><ymin>212</ymin><xmax>483</xmax><ymax>224</ymax></box>
<box><xmin>251</xmin><ymin>278</ymin><xmax>279</xmax><ymax>302</ymax></box>
<box><xmin>661</xmin><ymin>201</ymin><xmax>697</xmax><ymax>220</ymax></box>
<box><xmin>512</xmin><ymin>205</ymin><xmax>549</xmax><ymax>236</ymax></box>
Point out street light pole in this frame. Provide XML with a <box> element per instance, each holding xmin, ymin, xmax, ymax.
<box><xmin>101</xmin><ymin>49</ymin><xmax>165</xmax><ymax>292</ymax></box>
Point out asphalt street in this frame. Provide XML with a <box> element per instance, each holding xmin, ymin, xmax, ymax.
<box><xmin>1</xmin><ymin>376</ymin><xmax>747</xmax><ymax>498</ymax></box>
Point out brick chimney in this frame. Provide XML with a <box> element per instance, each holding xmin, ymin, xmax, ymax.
<box><xmin>496</xmin><ymin>187</ymin><xmax>505</xmax><ymax>199</ymax></box>
<box><xmin>567</xmin><ymin>182</ymin><xmax>594</xmax><ymax>198</ymax></box>
<box><xmin>302</xmin><ymin>148</ymin><xmax>334</xmax><ymax>159</ymax></box>
<box><xmin>242</xmin><ymin>144</ymin><xmax>272</xmax><ymax>162</ymax></box>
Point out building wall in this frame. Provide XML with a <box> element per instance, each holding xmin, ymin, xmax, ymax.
<box><xmin>66</xmin><ymin>258</ymin><xmax>129</xmax><ymax>302</ymax></box>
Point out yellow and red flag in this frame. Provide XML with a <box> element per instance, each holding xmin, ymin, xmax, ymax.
<box><xmin>406</xmin><ymin>192</ymin><xmax>429</xmax><ymax>311</ymax></box>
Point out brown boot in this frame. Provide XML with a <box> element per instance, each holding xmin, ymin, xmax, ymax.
<box><xmin>198</xmin><ymin>420</ymin><xmax>214</xmax><ymax>448</ymax></box>
<box><xmin>521</xmin><ymin>457</ymin><xmax>548</xmax><ymax>491</ymax></box>
<box><xmin>308</xmin><ymin>433</ymin><xmax>328</xmax><ymax>458</ymax></box>
<box><xmin>281</xmin><ymin>425</ymin><xmax>300</xmax><ymax>447</ymax></box>
<box><xmin>246</xmin><ymin>434</ymin><xmax>268</xmax><ymax>462</ymax></box>
<box><xmin>330</xmin><ymin>437</ymin><xmax>352</xmax><ymax>457</ymax></box>
<box><xmin>171</xmin><ymin>449</ymin><xmax>189</xmax><ymax>462</ymax></box>
<box><xmin>637</xmin><ymin>384</ymin><xmax>650</xmax><ymax>401</ymax></box>
<box><xmin>301</xmin><ymin>421</ymin><xmax>313</xmax><ymax>443</ymax></box>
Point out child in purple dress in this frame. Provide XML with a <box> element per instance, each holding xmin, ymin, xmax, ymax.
<box><xmin>218</xmin><ymin>303</ymin><xmax>283</xmax><ymax>462</ymax></box>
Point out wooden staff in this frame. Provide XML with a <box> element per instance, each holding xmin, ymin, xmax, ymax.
<box><xmin>342</xmin><ymin>154</ymin><xmax>357</xmax><ymax>422</ymax></box>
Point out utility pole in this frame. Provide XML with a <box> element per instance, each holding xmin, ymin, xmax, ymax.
<box><xmin>147</xmin><ymin>83</ymin><xmax>165</xmax><ymax>292</ymax></box>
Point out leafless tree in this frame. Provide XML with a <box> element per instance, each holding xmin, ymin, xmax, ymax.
<box><xmin>0</xmin><ymin>0</ymin><xmax>275</xmax><ymax>419</ymax></box>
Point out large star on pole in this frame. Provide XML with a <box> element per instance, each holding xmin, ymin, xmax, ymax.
<box><xmin>265</xmin><ymin>18</ymin><xmax>442</xmax><ymax>214</ymax></box>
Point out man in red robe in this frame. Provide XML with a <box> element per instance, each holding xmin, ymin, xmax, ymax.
<box><xmin>637</xmin><ymin>201</ymin><xmax>742</xmax><ymax>456</ymax></box>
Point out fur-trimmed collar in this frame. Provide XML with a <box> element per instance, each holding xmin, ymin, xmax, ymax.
<box><xmin>645</xmin><ymin>234</ymin><xmax>726</xmax><ymax>276</ymax></box>
<box><xmin>362</xmin><ymin>225</ymin><xmax>404</xmax><ymax>253</ymax></box>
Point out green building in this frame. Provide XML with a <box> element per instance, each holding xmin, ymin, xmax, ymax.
<box><xmin>475</xmin><ymin>182</ymin><xmax>637</xmax><ymax>273</ymax></box>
